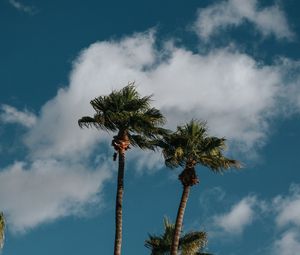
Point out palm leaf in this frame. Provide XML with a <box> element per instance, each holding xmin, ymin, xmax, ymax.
<box><xmin>128</xmin><ymin>134</ymin><xmax>156</xmax><ymax>150</ymax></box>
<box><xmin>145</xmin><ymin>217</ymin><xmax>211</xmax><ymax>255</ymax></box>
<box><xmin>180</xmin><ymin>231</ymin><xmax>207</xmax><ymax>255</ymax></box>
<box><xmin>0</xmin><ymin>212</ymin><xmax>5</xmax><ymax>250</ymax></box>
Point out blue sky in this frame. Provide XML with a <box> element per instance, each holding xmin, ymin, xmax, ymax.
<box><xmin>1</xmin><ymin>0</ymin><xmax>300</xmax><ymax>254</ymax></box>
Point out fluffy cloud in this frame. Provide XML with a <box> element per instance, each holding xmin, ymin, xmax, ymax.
<box><xmin>2</xmin><ymin>25</ymin><xmax>300</xmax><ymax>232</ymax></box>
<box><xmin>274</xmin><ymin>184</ymin><xmax>300</xmax><ymax>227</ymax></box>
<box><xmin>0</xmin><ymin>160</ymin><xmax>111</xmax><ymax>233</ymax></box>
<box><xmin>272</xmin><ymin>230</ymin><xmax>300</xmax><ymax>255</ymax></box>
<box><xmin>205</xmin><ymin>184</ymin><xmax>300</xmax><ymax>252</ymax></box>
<box><xmin>270</xmin><ymin>184</ymin><xmax>300</xmax><ymax>254</ymax></box>
<box><xmin>194</xmin><ymin>0</ymin><xmax>293</xmax><ymax>41</ymax></box>
<box><xmin>0</xmin><ymin>104</ymin><xmax>37</xmax><ymax>128</ymax></box>
<box><xmin>24</xmin><ymin>31</ymin><xmax>300</xmax><ymax>162</ymax></box>
<box><xmin>213</xmin><ymin>196</ymin><xmax>256</xmax><ymax>234</ymax></box>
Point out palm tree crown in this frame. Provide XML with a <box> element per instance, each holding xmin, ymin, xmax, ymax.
<box><xmin>161</xmin><ymin>119</ymin><xmax>240</xmax><ymax>174</ymax></box>
<box><xmin>78</xmin><ymin>83</ymin><xmax>166</xmax><ymax>152</ymax></box>
<box><xmin>145</xmin><ymin>217</ymin><xmax>211</xmax><ymax>255</ymax></box>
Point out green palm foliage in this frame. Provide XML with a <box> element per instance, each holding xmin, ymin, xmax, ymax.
<box><xmin>0</xmin><ymin>212</ymin><xmax>5</xmax><ymax>250</ymax></box>
<box><xmin>78</xmin><ymin>83</ymin><xmax>166</xmax><ymax>255</ymax></box>
<box><xmin>145</xmin><ymin>217</ymin><xmax>211</xmax><ymax>255</ymax></box>
<box><xmin>158</xmin><ymin>120</ymin><xmax>240</xmax><ymax>255</ymax></box>
<box><xmin>78</xmin><ymin>83</ymin><xmax>166</xmax><ymax>149</ymax></box>
<box><xmin>161</xmin><ymin>120</ymin><xmax>239</xmax><ymax>171</ymax></box>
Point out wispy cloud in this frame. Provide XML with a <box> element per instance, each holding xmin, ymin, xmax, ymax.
<box><xmin>0</xmin><ymin>104</ymin><xmax>37</xmax><ymax>128</ymax></box>
<box><xmin>194</xmin><ymin>0</ymin><xmax>293</xmax><ymax>41</ymax></box>
<box><xmin>8</xmin><ymin>0</ymin><xmax>38</xmax><ymax>15</ymax></box>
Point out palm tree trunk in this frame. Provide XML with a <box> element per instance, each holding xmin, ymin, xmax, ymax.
<box><xmin>114</xmin><ymin>150</ymin><xmax>125</xmax><ymax>255</ymax></box>
<box><xmin>171</xmin><ymin>184</ymin><xmax>190</xmax><ymax>255</ymax></box>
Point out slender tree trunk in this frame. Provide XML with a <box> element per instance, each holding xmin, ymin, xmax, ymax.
<box><xmin>114</xmin><ymin>150</ymin><xmax>125</xmax><ymax>255</ymax></box>
<box><xmin>171</xmin><ymin>184</ymin><xmax>190</xmax><ymax>255</ymax></box>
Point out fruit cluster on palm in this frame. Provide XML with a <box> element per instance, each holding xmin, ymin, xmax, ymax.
<box><xmin>79</xmin><ymin>83</ymin><xmax>240</xmax><ymax>255</ymax></box>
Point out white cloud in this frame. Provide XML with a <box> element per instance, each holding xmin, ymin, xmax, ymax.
<box><xmin>213</xmin><ymin>196</ymin><xmax>256</xmax><ymax>234</ymax></box>
<box><xmin>2</xmin><ymin>28</ymin><xmax>300</xmax><ymax>231</ymax></box>
<box><xmin>0</xmin><ymin>160</ymin><xmax>111</xmax><ymax>233</ymax></box>
<box><xmin>278</xmin><ymin>59</ymin><xmax>300</xmax><ymax>114</ymax></box>
<box><xmin>0</xmin><ymin>104</ymin><xmax>37</xmax><ymax>128</ymax></box>
<box><xmin>270</xmin><ymin>184</ymin><xmax>300</xmax><ymax>254</ymax></box>
<box><xmin>23</xmin><ymin>32</ymin><xmax>157</xmax><ymax>160</ymax></box>
<box><xmin>23</xmin><ymin>31</ymin><xmax>298</xmax><ymax>163</ymax></box>
<box><xmin>8</xmin><ymin>0</ymin><xmax>38</xmax><ymax>15</ymax></box>
<box><xmin>127</xmin><ymin>148</ymin><xmax>165</xmax><ymax>175</ymax></box>
<box><xmin>274</xmin><ymin>184</ymin><xmax>300</xmax><ymax>228</ymax></box>
<box><xmin>201</xmin><ymin>184</ymin><xmax>300</xmax><ymax>252</ymax></box>
<box><xmin>194</xmin><ymin>0</ymin><xmax>293</xmax><ymax>41</ymax></box>
<box><xmin>272</xmin><ymin>230</ymin><xmax>300</xmax><ymax>255</ymax></box>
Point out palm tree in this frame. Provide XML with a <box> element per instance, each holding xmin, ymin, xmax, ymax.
<box><xmin>145</xmin><ymin>217</ymin><xmax>212</xmax><ymax>255</ymax></box>
<box><xmin>78</xmin><ymin>83</ymin><xmax>166</xmax><ymax>255</ymax></box>
<box><xmin>0</xmin><ymin>212</ymin><xmax>5</xmax><ymax>250</ymax></box>
<box><xmin>158</xmin><ymin>120</ymin><xmax>240</xmax><ymax>255</ymax></box>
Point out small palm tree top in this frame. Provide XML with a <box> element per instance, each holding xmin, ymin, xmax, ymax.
<box><xmin>0</xmin><ymin>212</ymin><xmax>5</xmax><ymax>250</ymax></box>
<box><xmin>78</xmin><ymin>83</ymin><xmax>167</xmax><ymax>150</ymax></box>
<box><xmin>145</xmin><ymin>217</ymin><xmax>210</xmax><ymax>255</ymax></box>
<box><xmin>159</xmin><ymin>120</ymin><xmax>241</xmax><ymax>172</ymax></box>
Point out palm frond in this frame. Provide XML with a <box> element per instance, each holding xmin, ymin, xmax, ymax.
<box><xmin>199</xmin><ymin>137</ymin><xmax>226</xmax><ymax>153</ymax></box>
<box><xmin>78</xmin><ymin>114</ymin><xmax>118</xmax><ymax>132</ymax></box>
<box><xmin>145</xmin><ymin>217</ymin><xmax>211</xmax><ymax>255</ymax></box>
<box><xmin>180</xmin><ymin>231</ymin><xmax>207</xmax><ymax>255</ymax></box>
<box><xmin>128</xmin><ymin>134</ymin><xmax>156</xmax><ymax>150</ymax></box>
<box><xmin>199</xmin><ymin>154</ymin><xmax>241</xmax><ymax>172</ymax></box>
<box><xmin>78</xmin><ymin>116</ymin><xmax>97</xmax><ymax>128</ymax></box>
<box><xmin>128</xmin><ymin>109</ymin><xmax>166</xmax><ymax>137</ymax></box>
<box><xmin>0</xmin><ymin>212</ymin><xmax>5</xmax><ymax>250</ymax></box>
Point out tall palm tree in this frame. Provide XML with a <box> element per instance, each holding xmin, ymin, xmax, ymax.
<box><xmin>158</xmin><ymin>120</ymin><xmax>240</xmax><ymax>255</ymax></box>
<box><xmin>145</xmin><ymin>217</ymin><xmax>212</xmax><ymax>255</ymax></box>
<box><xmin>0</xmin><ymin>212</ymin><xmax>5</xmax><ymax>250</ymax></box>
<box><xmin>78</xmin><ymin>83</ymin><xmax>166</xmax><ymax>255</ymax></box>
